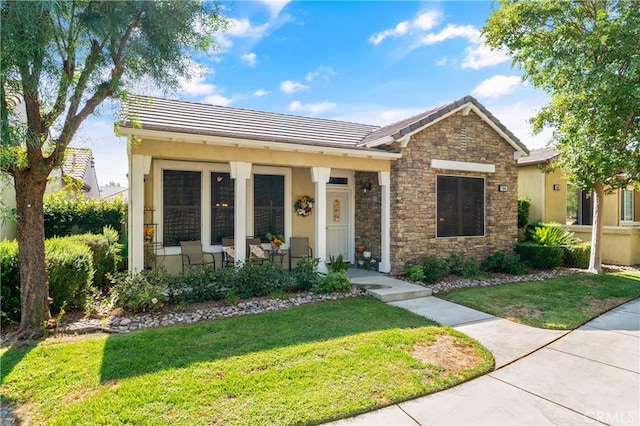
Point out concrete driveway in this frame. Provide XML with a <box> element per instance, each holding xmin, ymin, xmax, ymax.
<box><xmin>329</xmin><ymin>297</ymin><xmax>640</xmax><ymax>425</ymax></box>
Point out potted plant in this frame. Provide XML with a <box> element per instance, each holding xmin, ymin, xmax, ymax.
<box><xmin>266</xmin><ymin>232</ymin><xmax>284</xmax><ymax>254</ymax></box>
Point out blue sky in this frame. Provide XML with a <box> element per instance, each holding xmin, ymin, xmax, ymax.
<box><xmin>78</xmin><ymin>0</ymin><xmax>552</xmax><ymax>186</ymax></box>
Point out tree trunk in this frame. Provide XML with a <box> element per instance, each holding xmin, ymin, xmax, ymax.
<box><xmin>14</xmin><ymin>168</ymin><xmax>51</xmax><ymax>336</ymax></box>
<box><xmin>588</xmin><ymin>182</ymin><xmax>605</xmax><ymax>274</ymax></box>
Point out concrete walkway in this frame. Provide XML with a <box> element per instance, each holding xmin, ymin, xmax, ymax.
<box><xmin>333</xmin><ymin>270</ymin><xmax>640</xmax><ymax>425</ymax></box>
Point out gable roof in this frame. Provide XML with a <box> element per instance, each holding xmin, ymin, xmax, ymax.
<box><xmin>517</xmin><ymin>147</ymin><xmax>557</xmax><ymax>166</ymax></box>
<box><xmin>117</xmin><ymin>95</ymin><xmax>529</xmax><ymax>156</ymax></box>
<box><xmin>62</xmin><ymin>148</ymin><xmax>94</xmax><ymax>181</ymax></box>
<box><xmin>361</xmin><ymin>95</ymin><xmax>529</xmax><ymax>154</ymax></box>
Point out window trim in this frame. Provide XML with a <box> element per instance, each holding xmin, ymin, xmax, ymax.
<box><xmin>621</xmin><ymin>188</ymin><xmax>636</xmax><ymax>224</ymax></box>
<box><xmin>435</xmin><ymin>174</ymin><xmax>486</xmax><ymax>238</ymax></box>
<box><xmin>153</xmin><ymin>160</ymin><xmax>292</xmax><ymax>255</ymax></box>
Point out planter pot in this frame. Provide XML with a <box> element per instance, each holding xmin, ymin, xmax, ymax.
<box><xmin>363</xmin><ymin>251</ymin><xmax>371</xmax><ymax>259</ymax></box>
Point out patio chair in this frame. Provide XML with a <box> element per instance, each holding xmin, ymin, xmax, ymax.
<box><xmin>221</xmin><ymin>237</ymin><xmax>235</xmax><ymax>268</ymax></box>
<box><xmin>180</xmin><ymin>240</ymin><xmax>215</xmax><ymax>274</ymax></box>
<box><xmin>289</xmin><ymin>237</ymin><xmax>313</xmax><ymax>270</ymax></box>
<box><xmin>246</xmin><ymin>237</ymin><xmax>269</xmax><ymax>264</ymax></box>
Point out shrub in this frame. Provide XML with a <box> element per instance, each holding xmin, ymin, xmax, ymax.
<box><xmin>328</xmin><ymin>254</ymin><xmax>349</xmax><ymax>272</ymax></box>
<box><xmin>482</xmin><ymin>251</ymin><xmax>528</xmax><ymax>275</ymax></box>
<box><xmin>422</xmin><ymin>256</ymin><xmax>450</xmax><ymax>283</ymax></box>
<box><xmin>68</xmin><ymin>227</ymin><xmax>122</xmax><ymax>288</ymax></box>
<box><xmin>46</xmin><ymin>237</ymin><xmax>95</xmax><ymax>314</ymax></box>
<box><xmin>448</xmin><ymin>252</ymin><xmax>486</xmax><ymax>278</ymax></box>
<box><xmin>291</xmin><ymin>257</ymin><xmax>320</xmax><ymax>291</ymax></box>
<box><xmin>43</xmin><ymin>192</ymin><xmax>126</xmax><ymax>239</ymax></box>
<box><xmin>167</xmin><ymin>265</ymin><xmax>219</xmax><ymax>304</ymax></box>
<box><xmin>518</xmin><ymin>197</ymin><xmax>531</xmax><ymax>229</ymax></box>
<box><xmin>313</xmin><ymin>270</ymin><xmax>351</xmax><ymax>294</ymax></box>
<box><xmin>212</xmin><ymin>262</ymin><xmax>292</xmax><ymax>300</ymax></box>
<box><xmin>526</xmin><ymin>222</ymin><xmax>580</xmax><ymax>246</ymax></box>
<box><xmin>515</xmin><ymin>242</ymin><xmax>564</xmax><ymax>270</ymax></box>
<box><xmin>405</xmin><ymin>264</ymin><xmax>424</xmax><ymax>282</ymax></box>
<box><xmin>0</xmin><ymin>239</ymin><xmax>20</xmax><ymax>322</ymax></box>
<box><xmin>108</xmin><ymin>270</ymin><xmax>169</xmax><ymax>312</ymax></box>
<box><xmin>563</xmin><ymin>242</ymin><xmax>591</xmax><ymax>268</ymax></box>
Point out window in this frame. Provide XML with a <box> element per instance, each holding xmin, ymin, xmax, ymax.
<box><xmin>254</xmin><ymin>174</ymin><xmax>284</xmax><ymax>242</ymax></box>
<box><xmin>437</xmin><ymin>175</ymin><xmax>484</xmax><ymax>237</ymax></box>
<box><xmin>163</xmin><ymin>170</ymin><xmax>201</xmax><ymax>246</ymax></box>
<box><xmin>211</xmin><ymin>172</ymin><xmax>234</xmax><ymax>244</ymax></box>
<box><xmin>621</xmin><ymin>189</ymin><xmax>634</xmax><ymax>222</ymax></box>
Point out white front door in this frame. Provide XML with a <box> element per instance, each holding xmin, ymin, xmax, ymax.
<box><xmin>326</xmin><ymin>189</ymin><xmax>351</xmax><ymax>262</ymax></box>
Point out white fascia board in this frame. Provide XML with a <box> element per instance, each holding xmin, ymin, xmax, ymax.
<box><xmin>431</xmin><ymin>159</ymin><xmax>495</xmax><ymax>173</ymax></box>
<box><xmin>119</xmin><ymin>127</ymin><xmax>402</xmax><ymax>160</ymax></box>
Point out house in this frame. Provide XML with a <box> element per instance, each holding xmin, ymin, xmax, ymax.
<box><xmin>45</xmin><ymin>147</ymin><xmax>101</xmax><ymax>199</ymax></box>
<box><xmin>518</xmin><ymin>148</ymin><xmax>640</xmax><ymax>265</ymax></box>
<box><xmin>100</xmin><ymin>185</ymin><xmax>128</xmax><ymax>202</ymax></box>
<box><xmin>116</xmin><ymin>95</ymin><xmax>529</xmax><ymax>274</ymax></box>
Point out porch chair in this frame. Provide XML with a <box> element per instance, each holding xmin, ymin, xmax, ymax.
<box><xmin>246</xmin><ymin>237</ymin><xmax>269</xmax><ymax>264</ymax></box>
<box><xmin>289</xmin><ymin>237</ymin><xmax>313</xmax><ymax>270</ymax></box>
<box><xmin>180</xmin><ymin>240</ymin><xmax>215</xmax><ymax>274</ymax></box>
<box><xmin>221</xmin><ymin>237</ymin><xmax>235</xmax><ymax>268</ymax></box>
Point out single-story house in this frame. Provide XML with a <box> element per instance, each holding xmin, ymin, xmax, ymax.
<box><xmin>45</xmin><ymin>147</ymin><xmax>101</xmax><ymax>199</ymax></box>
<box><xmin>518</xmin><ymin>148</ymin><xmax>640</xmax><ymax>265</ymax></box>
<box><xmin>117</xmin><ymin>95</ymin><xmax>529</xmax><ymax>274</ymax></box>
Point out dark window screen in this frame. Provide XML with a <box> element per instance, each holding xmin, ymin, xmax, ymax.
<box><xmin>437</xmin><ymin>175</ymin><xmax>484</xmax><ymax>237</ymax></box>
<box><xmin>211</xmin><ymin>172</ymin><xmax>234</xmax><ymax>244</ymax></box>
<box><xmin>163</xmin><ymin>170</ymin><xmax>201</xmax><ymax>246</ymax></box>
<box><xmin>254</xmin><ymin>174</ymin><xmax>284</xmax><ymax>242</ymax></box>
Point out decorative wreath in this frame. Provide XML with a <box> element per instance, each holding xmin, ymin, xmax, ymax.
<box><xmin>294</xmin><ymin>195</ymin><xmax>315</xmax><ymax>216</ymax></box>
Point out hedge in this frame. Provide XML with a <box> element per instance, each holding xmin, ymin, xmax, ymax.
<box><xmin>0</xmin><ymin>237</ymin><xmax>95</xmax><ymax>322</ymax></box>
<box><xmin>563</xmin><ymin>242</ymin><xmax>591</xmax><ymax>269</ymax></box>
<box><xmin>515</xmin><ymin>242</ymin><xmax>564</xmax><ymax>270</ymax></box>
<box><xmin>68</xmin><ymin>227</ymin><xmax>122</xmax><ymax>288</ymax></box>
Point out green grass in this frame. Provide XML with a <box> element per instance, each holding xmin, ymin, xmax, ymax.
<box><xmin>1</xmin><ymin>298</ymin><xmax>493</xmax><ymax>425</ymax></box>
<box><xmin>439</xmin><ymin>271</ymin><xmax>640</xmax><ymax>329</ymax></box>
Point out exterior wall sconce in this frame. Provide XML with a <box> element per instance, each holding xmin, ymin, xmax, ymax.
<box><xmin>361</xmin><ymin>182</ymin><xmax>372</xmax><ymax>194</ymax></box>
<box><xmin>553</xmin><ymin>184</ymin><xmax>561</xmax><ymax>191</ymax></box>
<box><xmin>498</xmin><ymin>185</ymin><xmax>508</xmax><ymax>192</ymax></box>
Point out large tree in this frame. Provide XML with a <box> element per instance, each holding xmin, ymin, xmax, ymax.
<box><xmin>1</xmin><ymin>0</ymin><xmax>226</xmax><ymax>336</ymax></box>
<box><xmin>483</xmin><ymin>0</ymin><xmax>639</xmax><ymax>273</ymax></box>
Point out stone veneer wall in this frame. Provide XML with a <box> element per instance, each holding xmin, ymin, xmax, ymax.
<box><xmin>354</xmin><ymin>171</ymin><xmax>382</xmax><ymax>260</ymax></box>
<box><xmin>388</xmin><ymin>110</ymin><xmax>519</xmax><ymax>274</ymax></box>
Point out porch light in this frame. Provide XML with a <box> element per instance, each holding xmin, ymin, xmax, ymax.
<box><xmin>361</xmin><ymin>182</ymin><xmax>372</xmax><ymax>194</ymax></box>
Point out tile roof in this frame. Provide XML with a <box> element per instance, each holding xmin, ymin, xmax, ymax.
<box><xmin>118</xmin><ymin>95</ymin><xmax>529</xmax><ymax>154</ymax></box>
<box><xmin>119</xmin><ymin>95</ymin><xmax>381</xmax><ymax>151</ymax></box>
<box><xmin>517</xmin><ymin>147</ymin><xmax>557</xmax><ymax>166</ymax></box>
<box><xmin>62</xmin><ymin>148</ymin><xmax>93</xmax><ymax>180</ymax></box>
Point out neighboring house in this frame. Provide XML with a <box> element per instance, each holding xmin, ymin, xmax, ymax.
<box><xmin>518</xmin><ymin>148</ymin><xmax>640</xmax><ymax>265</ymax></box>
<box><xmin>100</xmin><ymin>185</ymin><xmax>128</xmax><ymax>202</ymax></box>
<box><xmin>46</xmin><ymin>147</ymin><xmax>101</xmax><ymax>199</ymax></box>
<box><xmin>117</xmin><ymin>95</ymin><xmax>529</xmax><ymax>274</ymax></box>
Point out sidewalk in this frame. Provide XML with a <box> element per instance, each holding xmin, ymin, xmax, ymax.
<box><xmin>329</xmin><ymin>296</ymin><xmax>640</xmax><ymax>425</ymax></box>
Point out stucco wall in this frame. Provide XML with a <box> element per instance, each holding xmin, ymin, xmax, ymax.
<box><xmin>566</xmin><ymin>225</ymin><xmax>640</xmax><ymax>266</ymax></box>
<box><xmin>387</xmin><ymin>110</ymin><xmax>519</xmax><ymax>274</ymax></box>
<box><xmin>518</xmin><ymin>165</ymin><xmax>545</xmax><ymax>223</ymax></box>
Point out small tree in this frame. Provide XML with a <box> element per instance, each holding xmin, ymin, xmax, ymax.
<box><xmin>483</xmin><ymin>0</ymin><xmax>640</xmax><ymax>273</ymax></box>
<box><xmin>1</xmin><ymin>0</ymin><xmax>227</xmax><ymax>336</ymax></box>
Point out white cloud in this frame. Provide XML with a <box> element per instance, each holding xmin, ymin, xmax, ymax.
<box><xmin>489</xmin><ymin>101</ymin><xmax>553</xmax><ymax>150</ymax></box>
<box><xmin>420</xmin><ymin>23</ymin><xmax>479</xmax><ymax>45</ymax></box>
<box><xmin>462</xmin><ymin>42</ymin><xmax>510</xmax><ymax>69</ymax></box>
<box><xmin>215</xmin><ymin>18</ymin><xmax>271</xmax><ymax>49</ymax></box>
<box><xmin>241</xmin><ymin>53</ymin><xmax>257</xmax><ymax>67</ymax></box>
<box><xmin>203</xmin><ymin>93</ymin><xmax>234</xmax><ymax>107</ymax></box>
<box><xmin>289</xmin><ymin>101</ymin><xmax>336</xmax><ymax>115</ymax></box>
<box><xmin>253</xmin><ymin>89</ymin><xmax>270</xmax><ymax>97</ymax></box>
<box><xmin>370</xmin><ymin>10</ymin><xmax>442</xmax><ymax>45</ymax></box>
<box><xmin>472</xmin><ymin>75</ymin><xmax>523</xmax><ymax>99</ymax></box>
<box><xmin>258</xmin><ymin>0</ymin><xmax>292</xmax><ymax>18</ymax></box>
<box><xmin>179</xmin><ymin>74</ymin><xmax>216</xmax><ymax>97</ymax></box>
<box><xmin>379</xmin><ymin>108</ymin><xmax>424</xmax><ymax>125</ymax></box>
<box><xmin>305</xmin><ymin>66</ymin><xmax>336</xmax><ymax>82</ymax></box>
<box><xmin>280</xmin><ymin>80</ymin><xmax>310</xmax><ymax>94</ymax></box>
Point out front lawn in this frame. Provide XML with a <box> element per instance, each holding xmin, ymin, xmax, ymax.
<box><xmin>1</xmin><ymin>298</ymin><xmax>493</xmax><ymax>425</ymax></box>
<box><xmin>439</xmin><ymin>271</ymin><xmax>640</xmax><ymax>329</ymax></box>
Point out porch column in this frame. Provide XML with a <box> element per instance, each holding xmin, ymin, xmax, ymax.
<box><xmin>311</xmin><ymin>167</ymin><xmax>331</xmax><ymax>274</ymax></box>
<box><xmin>378</xmin><ymin>171</ymin><xmax>391</xmax><ymax>273</ymax></box>
<box><xmin>128</xmin><ymin>153</ymin><xmax>151</xmax><ymax>272</ymax></box>
<box><xmin>230</xmin><ymin>161</ymin><xmax>252</xmax><ymax>264</ymax></box>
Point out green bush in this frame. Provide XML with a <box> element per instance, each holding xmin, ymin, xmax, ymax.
<box><xmin>108</xmin><ymin>270</ymin><xmax>169</xmax><ymax>312</ymax></box>
<box><xmin>167</xmin><ymin>265</ymin><xmax>220</xmax><ymax>304</ymax></box>
<box><xmin>448</xmin><ymin>252</ymin><xmax>486</xmax><ymax>279</ymax></box>
<box><xmin>482</xmin><ymin>251</ymin><xmax>528</xmax><ymax>275</ymax></box>
<box><xmin>526</xmin><ymin>222</ymin><xmax>579</xmax><ymax>246</ymax></box>
<box><xmin>211</xmin><ymin>262</ymin><xmax>292</xmax><ymax>300</ymax></box>
<box><xmin>291</xmin><ymin>257</ymin><xmax>320</xmax><ymax>291</ymax></box>
<box><xmin>405</xmin><ymin>264</ymin><xmax>424</xmax><ymax>282</ymax></box>
<box><xmin>515</xmin><ymin>242</ymin><xmax>564</xmax><ymax>270</ymax></box>
<box><xmin>422</xmin><ymin>256</ymin><xmax>450</xmax><ymax>283</ymax></box>
<box><xmin>518</xmin><ymin>197</ymin><xmax>531</xmax><ymax>229</ymax></box>
<box><xmin>68</xmin><ymin>227</ymin><xmax>122</xmax><ymax>288</ymax></box>
<box><xmin>328</xmin><ymin>254</ymin><xmax>349</xmax><ymax>272</ymax></box>
<box><xmin>563</xmin><ymin>242</ymin><xmax>591</xmax><ymax>268</ymax></box>
<box><xmin>313</xmin><ymin>270</ymin><xmax>351</xmax><ymax>294</ymax></box>
<box><xmin>0</xmin><ymin>239</ymin><xmax>20</xmax><ymax>322</ymax></box>
<box><xmin>43</xmin><ymin>192</ymin><xmax>126</xmax><ymax>239</ymax></box>
<box><xmin>46</xmin><ymin>237</ymin><xmax>95</xmax><ymax>314</ymax></box>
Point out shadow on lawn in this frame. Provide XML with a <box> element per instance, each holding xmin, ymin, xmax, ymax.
<box><xmin>99</xmin><ymin>297</ymin><xmax>437</xmax><ymax>383</ymax></box>
<box><xmin>1</xmin><ymin>341</ymin><xmax>36</xmax><ymax>385</ymax></box>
